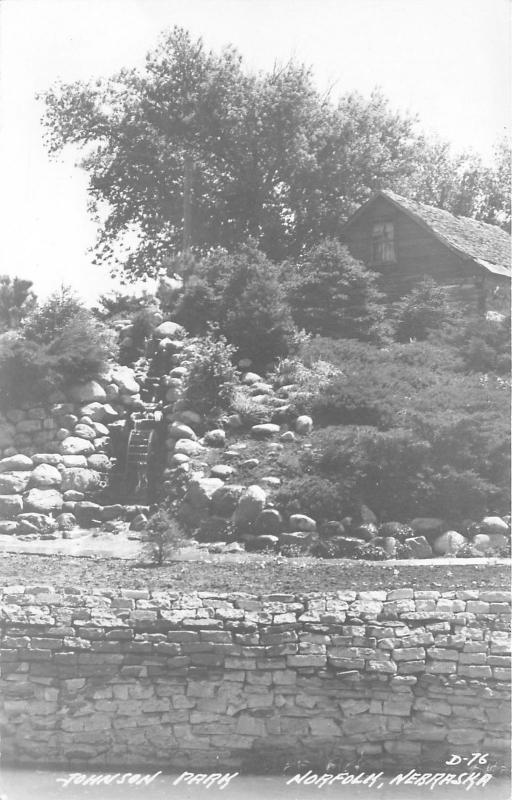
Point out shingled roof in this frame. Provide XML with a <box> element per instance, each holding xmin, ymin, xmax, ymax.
<box><xmin>345</xmin><ymin>190</ymin><xmax>511</xmax><ymax>277</ymax></box>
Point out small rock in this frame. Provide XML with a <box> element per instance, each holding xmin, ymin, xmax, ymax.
<box><xmin>0</xmin><ymin>454</ymin><xmax>34</xmax><ymax>472</ymax></box>
<box><xmin>210</xmin><ymin>465</ymin><xmax>235</xmax><ymax>480</ymax></box>
<box><xmin>280</xmin><ymin>431</ymin><xmax>295</xmax><ymax>443</ymax></box>
<box><xmin>63</xmin><ymin>490</ymin><xmax>85</xmax><ymax>501</ymax></box>
<box><xmin>92</xmin><ymin>421</ymin><xmax>110</xmax><ymax>437</ymax></box>
<box><xmin>260</xmin><ymin>476</ymin><xmax>281</xmax><ymax>487</ymax></box>
<box><xmin>383</xmin><ymin>536</ymin><xmax>397</xmax><ymax>557</ymax></box>
<box><xmin>171</xmin><ymin>453</ymin><xmax>190</xmax><ymax>466</ymax></box>
<box><xmin>183</xmin><ymin>477</ymin><xmax>224</xmax><ymax>510</ymax></box>
<box><xmin>177</xmin><ymin>410</ymin><xmax>203</xmax><ymax>428</ymax></box>
<box><xmin>251</xmin><ymin>423</ymin><xmax>280</xmax><ymax>438</ymax></box>
<box><xmin>240</xmin><ymin>458</ymin><xmax>259</xmax><ymax>469</ymax></box>
<box><xmin>295</xmin><ymin>415</ymin><xmax>313</xmax><ymax>435</ymax></box>
<box><xmin>289</xmin><ymin>513</ymin><xmax>317</xmax><ymax>532</ymax></box>
<box><xmin>225</xmin><ymin>414</ymin><xmax>243</xmax><ymax>430</ymax></box>
<box><xmin>56</xmin><ymin>513</ymin><xmax>77</xmax><ymax>531</ymax></box>
<box><xmin>203</xmin><ymin>429</ymin><xmax>226</xmax><ymax>448</ymax></box>
<box><xmin>252</xmin><ymin>535</ymin><xmax>279</xmax><ymax>552</ymax></box>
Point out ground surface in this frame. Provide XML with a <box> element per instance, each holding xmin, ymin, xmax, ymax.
<box><xmin>0</xmin><ymin>550</ymin><xmax>509</xmax><ymax>594</ymax></box>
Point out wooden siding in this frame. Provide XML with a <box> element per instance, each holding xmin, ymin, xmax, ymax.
<box><xmin>344</xmin><ymin>195</ymin><xmax>483</xmax><ymax>302</ymax></box>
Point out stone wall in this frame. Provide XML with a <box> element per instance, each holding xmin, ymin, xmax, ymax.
<box><xmin>1</xmin><ymin>586</ymin><xmax>510</xmax><ymax>772</ymax></box>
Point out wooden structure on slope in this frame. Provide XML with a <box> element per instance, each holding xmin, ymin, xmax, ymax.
<box><xmin>343</xmin><ymin>190</ymin><xmax>511</xmax><ymax>311</ymax></box>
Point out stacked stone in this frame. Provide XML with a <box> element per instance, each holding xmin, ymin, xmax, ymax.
<box><xmin>1</xmin><ymin>586</ymin><xmax>509</xmax><ymax>770</ymax></box>
<box><xmin>0</xmin><ymin>365</ymin><xmax>144</xmax><ymax>536</ymax></box>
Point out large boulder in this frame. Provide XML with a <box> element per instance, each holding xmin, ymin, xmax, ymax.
<box><xmin>403</xmin><ymin>536</ymin><xmax>433</xmax><ymax>559</ymax></box>
<box><xmin>0</xmin><ymin>494</ymin><xmax>24</xmax><ymax>518</ymax></box>
<box><xmin>410</xmin><ymin>518</ymin><xmax>444</xmax><ymax>541</ymax></box>
<box><xmin>255</xmin><ymin>508</ymin><xmax>283</xmax><ymax>536</ymax></box>
<box><xmin>61</xmin><ymin>468</ymin><xmax>102</xmax><ymax>493</ymax></box>
<box><xmin>0</xmin><ymin>454</ymin><xmax>33</xmax><ymax>472</ymax></box>
<box><xmin>211</xmin><ymin>484</ymin><xmax>245</xmax><ymax>517</ymax></box>
<box><xmin>183</xmin><ymin>478</ymin><xmax>224</xmax><ymax>511</ymax></box>
<box><xmin>233</xmin><ymin>485</ymin><xmax>266</xmax><ymax>525</ymax></box>
<box><xmin>289</xmin><ymin>513</ymin><xmax>317</xmax><ymax>532</ymax></box>
<box><xmin>203</xmin><ymin>429</ymin><xmax>226</xmax><ymax>448</ymax></box>
<box><xmin>479</xmin><ymin>516</ymin><xmax>510</xmax><ymax>536</ymax></box>
<box><xmin>154</xmin><ymin>321</ymin><xmax>185</xmax><ymax>340</ymax></box>
<box><xmin>173</xmin><ymin>438</ymin><xmax>205</xmax><ymax>458</ymax></box>
<box><xmin>59</xmin><ymin>437</ymin><xmax>95</xmax><ymax>457</ymax></box>
<box><xmin>69</xmin><ymin>381</ymin><xmax>107</xmax><ymax>403</ymax></box>
<box><xmin>0</xmin><ymin>472</ymin><xmax>31</xmax><ymax>493</ymax></box>
<box><xmin>17</xmin><ymin>513</ymin><xmax>57</xmax><ymax>534</ymax></box>
<box><xmin>110</xmin><ymin>366</ymin><xmax>139</xmax><ymax>395</ymax></box>
<box><xmin>24</xmin><ymin>489</ymin><xmax>63</xmax><ymax>514</ymax></box>
<box><xmin>168</xmin><ymin>422</ymin><xmax>197</xmax><ymax>441</ymax></box>
<box><xmin>433</xmin><ymin>531</ymin><xmax>467</xmax><ymax>555</ymax></box>
<box><xmin>87</xmin><ymin>454</ymin><xmax>111</xmax><ymax>472</ymax></box>
<box><xmin>29</xmin><ymin>464</ymin><xmax>62</xmax><ymax>489</ymax></box>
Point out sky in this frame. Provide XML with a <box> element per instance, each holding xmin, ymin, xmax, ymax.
<box><xmin>0</xmin><ymin>0</ymin><xmax>510</xmax><ymax>304</ymax></box>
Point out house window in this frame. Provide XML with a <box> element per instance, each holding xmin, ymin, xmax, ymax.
<box><xmin>371</xmin><ymin>221</ymin><xmax>396</xmax><ymax>264</ymax></box>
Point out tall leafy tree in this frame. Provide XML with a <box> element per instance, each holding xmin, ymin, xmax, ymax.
<box><xmin>40</xmin><ymin>27</ymin><xmax>427</xmax><ymax>279</ymax></box>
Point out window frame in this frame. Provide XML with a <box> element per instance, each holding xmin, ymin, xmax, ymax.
<box><xmin>370</xmin><ymin>218</ymin><xmax>397</xmax><ymax>266</ymax></box>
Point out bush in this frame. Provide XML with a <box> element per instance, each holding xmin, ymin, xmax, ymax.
<box><xmin>393</xmin><ymin>278</ymin><xmax>454</xmax><ymax>342</ymax></box>
<box><xmin>182</xmin><ymin>332</ymin><xmax>240</xmax><ymax>420</ymax></box>
<box><xmin>288</xmin><ymin>239</ymin><xmax>388</xmax><ymax>342</ymax></box>
<box><xmin>173</xmin><ymin>241</ymin><xmax>297</xmax><ymax>368</ymax></box>
<box><xmin>0</xmin><ymin>287</ymin><xmax>116</xmax><ymax>407</ymax></box>
<box><xmin>449</xmin><ymin>313</ymin><xmax>511</xmax><ymax>375</ymax></box>
<box><xmin>0</xmin><ymin>275</ymin><xmax>37</xmax><ymax>332</ymax></box>
<box><xmin>145</xmin><ymin>506</ymin><xmax>187</xmax><ymax>565</ymax></box>
<box><xmin>275</xmin><ymin>474</ymin><xmax>347</xmax><ymax>524</ymax></box>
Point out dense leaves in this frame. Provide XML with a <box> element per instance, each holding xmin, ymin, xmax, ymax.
<box><xmin>39</xmin><ymin>26</ymin><xmax>510</xmax><ymax>279</ymax></box>
<box><xmin>0</xmin><ymin>288</ymin><xmax>116</xmax><ymax>407</ymax></box>
<box><xmin>0</xmin><ymin>276</ymin><xmax>37</xmax><ymax>332</ymax></box>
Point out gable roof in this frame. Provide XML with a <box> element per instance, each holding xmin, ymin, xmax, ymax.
<box><xmin>344</xmin><ymin>189</ymin><xmax>511</xmax><ymax>277</ymax></box>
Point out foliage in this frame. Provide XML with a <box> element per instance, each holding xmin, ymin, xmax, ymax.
<box><xmin>0</xmin><ymin>287</ymin><xmax>116</xmax><ymax>407</ymax></box>
<box><xmin>0</xmin><ymin>276</ymin><xmax>37</xmax><ymax>332</ymax></box>
<box><xmin>288</xmin><ymin>239</ymin><xmax>387</xmax><ymax>341</ymax></box>
<box><xmin>39</xmin><ymin>26</ymin><xmax>466</xmax><ymax>278</ymax></box>
<box><xmin>145</xmin><ymin>506</ymin><xmax>187</xmax><ymax>565</ymax></box>
<box><xmin>173</xmin><ymin>241</ymin><xmax>297</xmax><ymax>367</ymax></box>
<box><xmin>392</xmin><ymin>278</ymin><xmax>454</xmax><ymax>342</ymax></box>
<box><xmin>275</xmin><ymin>474</ymin><xmax>347</xmax><ymax>524</ymax></box>
<box><xmin>93</xmin><ymin>289</ymin><xmax>160</xmax><ymax>321</ymax></box>
<box><xmin>182</xmin><ymin>331</ymin><xmax>240</xmax><ymax>420</ymax></box>
<box><xmin>446</xmin><ymin>313</ymin><xmax>511</xmax><ymax>375</ymax></box>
